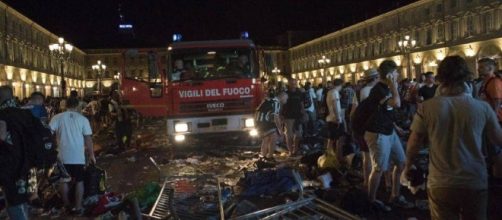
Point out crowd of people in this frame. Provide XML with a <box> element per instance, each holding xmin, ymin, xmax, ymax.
<box><xmin>255</xmin><ymin>56</ymin><xmax>502</xmax><ymax>219</ymax></box>
<box><xmin>0</xmin><ymin>88</ymin><xmax>134</xmax><ymax>219</ymax></box>
<box><xmin>0</xmin><ymin>56</ymin><xmax>501</xmax><ymax>219</ymax></box>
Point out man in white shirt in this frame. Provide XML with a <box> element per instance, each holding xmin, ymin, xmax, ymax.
<box><xmin>49</xmin><ymin>97</ymin><xmax>95</xmax><ymax>215</ymax></box>
<box><xmin>360</xmin><ymin>69</ymin><xmax>379</xmax><ymax>102</ymax></box>
<box><xmin>326</xmin><ymin>79</ymin><xmax>345</xmax><ymax>165</ymax></box>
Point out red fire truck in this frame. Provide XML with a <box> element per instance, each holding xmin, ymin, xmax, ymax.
<box><xmin>120</xmin><ymin>38</ymin><xmax>265</xmax><ymax>145</ymax></box>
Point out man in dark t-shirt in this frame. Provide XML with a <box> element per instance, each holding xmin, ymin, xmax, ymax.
<box><xmin>418</xmin><ymin>72</ymin><xmax>438</xmax><ymax>102</ymax></box>
<box><xmin>281</xmin><ymin>79</ymin><xmax>305</xmax><ymax>156</ymax></box>
<box><xmin>364</xmin><ymin>60</ymin><xmax>413</xmax><ymax>211</ymax></box>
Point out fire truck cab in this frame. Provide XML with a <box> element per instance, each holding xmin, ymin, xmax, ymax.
<box><xmin>120</xmin><ymin>38</ymin><xmax>265</xmax><ymax>145</ymax></box>
<box><xmin>166</xmin><ymin>39</ymin><xmax>263</xmax><ymax>144</ymax></box>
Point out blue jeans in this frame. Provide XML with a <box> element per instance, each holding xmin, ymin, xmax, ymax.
<box><xmin>6</xmin><ymin>203</ymin><xmax>28</xmax><ymax>220</ymax></box>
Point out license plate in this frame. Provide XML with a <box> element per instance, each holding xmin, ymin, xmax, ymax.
<box><xmin>212</xmin><ymin>126</ymin><xmax>226</xmax><ymax>131</ymax></box>
<box><xmin>212</xmin><ymin>118</ymin><xmax>227</xmax><ymax>126</ymax></box>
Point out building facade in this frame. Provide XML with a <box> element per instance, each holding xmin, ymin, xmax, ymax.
<box><xmin>259</xmin><ymin>46</ymin><xmax>289</xmax><ymax>83</ymax></box>
<box><xmin>289</xmin><ymin>0</ymin><xmax>502</xmax><ymax>85</ymax></box>
<box><xmin>84</xmin><ymin>48</ymin><xmax>166</xmax><ymax>94</ymax></box>
<box><xmin>0</xmin><ymin>1</ymin><xmax>87</xmax><ymax>99</ymax></box>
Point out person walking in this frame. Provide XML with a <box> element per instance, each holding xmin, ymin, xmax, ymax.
<box><xmin>406</xmin><ymin>56</ymin><xmax>502</xmax><ymax>220</ymax></box>
<box><xmin>49</xmin><ymin>96</ymin><xmax>95</xmax><ymax>215</ymax></box>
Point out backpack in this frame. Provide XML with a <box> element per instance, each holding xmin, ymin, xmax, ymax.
<box><xmin>350</xmin><ymin>98</ymin><xmax>377</xmax><ymax>136</ymax></box>
<box><xmin>25</xmin><ymin>112</ymin><xmax>58</xmax><ymax>170</ymax></box>
<box><xmin>255</xmin><ymin>98</ymin><xmax>277</xmax><ymax>124</ymax></box>
<box><xmin>84</xmin><ymin>164</ymin><xmax>107</xmax><ymax>197</ymax></box>
<box><xmin>1</xmin><ymin>108</ymin><xmax>57</xmax><ymax>175</ymax></box>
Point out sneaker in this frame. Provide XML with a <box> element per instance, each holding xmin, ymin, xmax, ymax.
<box><xmin>371</xmin><ymin>200</ymin><xmax>392</xmax><ymax>212</ymax></box>
<box><xmin>390</xmin><ymin>195</ymin><xmax>414</xmax><ymax>209</ymax></box>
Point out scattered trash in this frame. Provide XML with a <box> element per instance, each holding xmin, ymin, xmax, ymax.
<box><xmin>186</xmin><ymin>157</ymin><xmax>200</xmax><ymax>164</ymax></box>
<box><xmin>126</xmin><ymin>156</ymin><xmax>136</xmax><ymax>163</ymax></box>
<box><xmin>318</xmin><ymin>172</ymin><xmax>333</xmax><ymax>189</ymax></box>
<box><xmin>415</xmin><ymin>200</ymin><xmax>429</xmax><ymax>210</ymax></box>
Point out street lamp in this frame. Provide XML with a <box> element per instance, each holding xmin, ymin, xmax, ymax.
<box><xmin>397</xmin><ymin>35</ymin><xmax>417</xmax><ymax>79</ymax></box>
<box><xmin>49</xmin><ymin>37</ymin><xmax>73</xmax><ymax>97</ymax></box>
<box><xmin>92</xmin><ymin>60</ymin><xmax>107</xmax><ymax>94</ymax></box>
<box><xmin>317</xmin><ymin>55</ymin><xmax>331</xmax><ymax>82</ymax></box>
<box><xmin>271</xmin><ymin>67</ymin><xmax>281</xmax><ymax>84</ymax></box>
<box><xmin>272</xmin><ymin>67</ymin><xmax>281</xmax><ymax>75</ymax></box>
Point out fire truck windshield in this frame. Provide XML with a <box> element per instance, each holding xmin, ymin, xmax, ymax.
<box><xmin>169</xmin><ymin>48</ymin><xmax>257</xmax><ymax>82</ymax></box>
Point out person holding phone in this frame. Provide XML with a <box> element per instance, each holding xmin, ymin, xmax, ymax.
<box><xmin>364</xmin><ymin>60</ymin><xmax>413</xmax><ymax>211</ymax></box>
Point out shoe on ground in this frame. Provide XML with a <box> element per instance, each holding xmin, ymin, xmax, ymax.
<box><xmin>371</xmin><ymin>200</ymin><xmax>392</xmax><ymax>212</ymax></box>
<box><xmin>390</xmin><ymin>195</ymin><xmax>414</xmax><ymax>209</ymax></box>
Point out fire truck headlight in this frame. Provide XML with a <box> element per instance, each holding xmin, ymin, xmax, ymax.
<box><xmin>249</xmin><ymin>129</ymin><xmax>258</xmax><ymax>137</ymax></box>
<box><xmin>174</xmin><ymin>123</ymin><xmax>189</xmax><ymax>132</ymax></box>
<box><xmin>245</xmin><ymin>118</ymin><xmax>255</xmax><ymax>128</ymax></box>
<box><xmin>174</xmin><ymin>134</ymin><xmax>185</xmax><ymax>142</ymax></box>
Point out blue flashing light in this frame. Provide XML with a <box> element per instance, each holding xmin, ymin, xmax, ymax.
<box><xmin>173</xmin><ymin>34</ymin><xmax>182</xmax><ymax>42</ymax></box>
<box><xmin>241</xmin><ymin>31</ymin><xmax>249</xmax><ymax>39</ymax></box>
<box><xmin>119</xmin><ymin>24</ymin><xmax>133</xmax><ymax>29</ymax></box>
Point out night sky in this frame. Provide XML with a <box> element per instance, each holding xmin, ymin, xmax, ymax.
<box><xmin>3</xmin><ymin>0</ymin><xmax>417</xmax><ymax>49</ymax></box>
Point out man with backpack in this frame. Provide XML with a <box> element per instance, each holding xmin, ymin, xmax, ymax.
<box><xmin>0</xmin><ymin>86</ymin><xmax>31</xmax><ymax>220</ymax></box>
<box><xmin>49</xmin><ymin>96</ymin><xmax>95</xmax><ymax>216</ymax></box>
<box><xmin>255</xmin><ymin>90</ymin><xmax>288</xmax><ymax>159</ymax></box>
